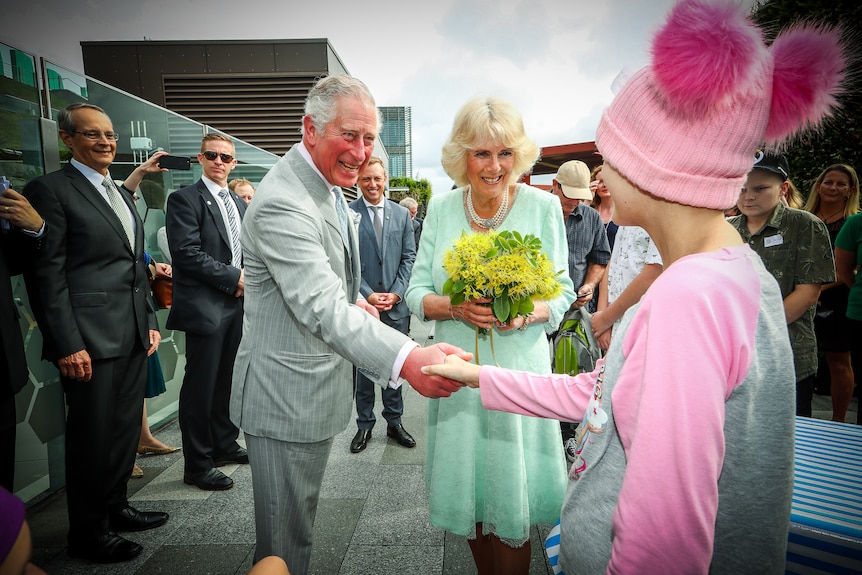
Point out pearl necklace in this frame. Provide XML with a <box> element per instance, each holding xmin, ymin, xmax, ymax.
<box><xmin>465</xmin><ymin>185</ymin><xmax>510</xmax><ymax>229</ymax></box>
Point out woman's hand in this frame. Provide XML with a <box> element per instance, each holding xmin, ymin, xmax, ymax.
<box><xmin>421</xmin><ymin>354</ymin><xmax>481</xmax><ymax>388</ymax></box>
<box><xmin>450</xmin><ymin>297</ymin><xmax>495</xmax><ymax>330</ymax></box>
<box><xmin>153</xmin><ymin>262</ymin><xmax>172</xmax><ymax>278</ymax></box>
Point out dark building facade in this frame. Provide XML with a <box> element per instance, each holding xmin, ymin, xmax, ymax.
<box><xmin>81</xmin><ymin>39</ymin><xmax>352</xmax><ymax>156</ymax></box>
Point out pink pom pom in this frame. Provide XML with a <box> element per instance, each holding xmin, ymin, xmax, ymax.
<box><xmin>765</xmin><ymin>24</ymin><xmax>846</xmax><ymax>143</ymax></box>
<box><xmin>651</xmin><ymin>0</ymin><xmax>764</xmax><ymax>116</ymax></box>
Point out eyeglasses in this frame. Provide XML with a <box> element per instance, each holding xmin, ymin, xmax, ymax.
<box><xmin>70</xmin><ymin>130</ymin><xmax>120</xmax><ymax>141</ymax></box>
<box><xmin>202</xmin><ymin>151</ymin><xmax>235</xmax><ymax>163</ymax></box>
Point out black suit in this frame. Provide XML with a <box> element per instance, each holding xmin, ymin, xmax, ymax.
<box><xmin>23</xmin><ymin>163</ymin><xmax>156</xmax><ymax>543</ymax></box>
<box><xmin>165</xmin><ymin>179</ymin><xmax>245</xmax><ymax>474</ymax></box>
<box><xmin>0</xmin><ymin>223</ymin><xmax>44</xmax><ymax>491</ymax></box>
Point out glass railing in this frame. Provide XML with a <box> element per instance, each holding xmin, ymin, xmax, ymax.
<box><xmin>3</xmin><ymin>44</ymin><xmax>279</xmax><ymax>503</ymax></box>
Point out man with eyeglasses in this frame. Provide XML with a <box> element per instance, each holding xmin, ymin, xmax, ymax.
<box><xmin>22</xmin><ymin>102</ymin><xmax>169</xmax><ymax>563</ymax></box>
<box><xmin>165</xmin><ymin>133</ymin><xmax>248</xmax><ymax>492</ymax></box>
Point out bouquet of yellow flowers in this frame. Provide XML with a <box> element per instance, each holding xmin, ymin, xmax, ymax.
<box><xmin>442</xmin><ymin>229</ymin><xmax>565</xmax><ymax>361</ymax></box>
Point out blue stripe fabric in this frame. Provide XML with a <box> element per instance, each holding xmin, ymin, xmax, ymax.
<box><xmin>787</xmin><ymin>417</ymin><xmax>862</xmax><ymax>574</ymax></box>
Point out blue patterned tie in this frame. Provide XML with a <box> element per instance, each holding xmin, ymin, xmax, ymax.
<box><xmin>218</xmin><ymin>189</ymin><xmax>242</xmax><ymax>267</ymax></box>
<box><xmin>332</xmin><ymin>187</ymin><xmax>351</xmax><ymax>253</ymax></box>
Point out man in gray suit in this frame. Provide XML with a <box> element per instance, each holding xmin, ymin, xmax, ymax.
<box><xmin>348</xmin><ymin>157</ymin><xmax>416</xmax><ymax>453</ymax></box>
<box><xmin>230</xmin><ymin>75</ymin><xmax>467</xmax><ymax>575</ymax></box>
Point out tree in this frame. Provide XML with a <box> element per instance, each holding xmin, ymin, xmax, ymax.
<box><xmin>388</xmin><ymin>176</ymin><xmax>432</xmax><ymax>214</ymax></box>
<box><xmin>750</xmin><ymin>0</ymin><xmax>861</xmax><ymax>201</ymax></box>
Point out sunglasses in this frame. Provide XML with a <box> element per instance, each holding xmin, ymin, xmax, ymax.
<box><xmin>202</xmin><ymin>151</ymin><xmax>235</xmax><ymax>163</ymax></box>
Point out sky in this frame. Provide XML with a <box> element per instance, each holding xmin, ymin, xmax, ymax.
<box><xmin>5</xmin><ymin>0</ymin><xmax>756</xmax><ymax>195</ymax></box>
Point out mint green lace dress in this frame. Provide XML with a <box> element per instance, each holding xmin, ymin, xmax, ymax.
<box><xmin>405</xmin><ymin>184</ymin><xmax>575</xmax><ymax>545</ymax></box>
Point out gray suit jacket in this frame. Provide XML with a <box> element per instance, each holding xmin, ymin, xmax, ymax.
<box><xmin>230</xmin><ymin>145</ymin><xmax>412</xmax><ymax>443</ymax></box>
<box><xmin>348</xmin><ymin>198</ymin><xmax>415</xmax><ymax>322</ymax></box>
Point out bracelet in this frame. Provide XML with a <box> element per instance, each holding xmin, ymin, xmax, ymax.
<box><xmin>449</xmin><ymin>304</ymin><xmax>456</xmax><ymax>321</ymax></box>
<box><xmin>518</xmin><ymin>314</ymin><xmax>531</xmax><ymax>332</ymax></box>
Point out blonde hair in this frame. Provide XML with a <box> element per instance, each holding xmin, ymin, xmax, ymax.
<box><xmin>784</xmin><ymin>179</ymin><xmax>804</xmax><ymax>210</ymax></box>
<box><xmin>228</xmin><ymin>178</ymin><xmax>254</xmax><ymax>192</ymax></box>
<box><xmin>440</xmin><ymin>97</ymin><xmax>539</xmax><ymax>188</ymax></box>
<box><xmin>200</xmin><ymin>133</ymin><xmax>234</xmax><ymax>153</ymax></box>
<box><xmin>803</xmin><ymin>164</ymin><xmax>860</xmax><ymax>217</ymax></box>
<box><xmin>363</xmin><ymin>156</ymin><xmax>387</xmax><ymax>176</ymax></box>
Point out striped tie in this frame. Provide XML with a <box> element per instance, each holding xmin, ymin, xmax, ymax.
<box><xmin>102</xmin><ymin>176</ymin><xmax>134</xmax><ymax>249</ymax></box>
<box><xmin>218</xmin><ymin>189</ymin><xmax>242</xmax><ymax>267</ymax></box>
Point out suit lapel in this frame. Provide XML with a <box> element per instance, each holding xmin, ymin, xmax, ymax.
<box><xmin>64</xmin><ymin>164</ymin><xmax>136</xmax><ymax>255</ymax></box>
<box><xmin>199</xmin><ymin>180</ymin><xmax>233</xmax><ymax>249</ymax></box>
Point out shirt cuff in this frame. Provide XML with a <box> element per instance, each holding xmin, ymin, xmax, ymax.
<box><xmin>390</xmin><ymin>340</ymin><xmax>420</xmax><ymax>388</ymax></box>
<box><xmin>19</xmin><ymin>221</ymin><xmax>46</xmax><ymax>238</ymax></box>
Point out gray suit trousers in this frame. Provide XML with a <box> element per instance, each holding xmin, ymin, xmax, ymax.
<box><xmin>246</xmin><ymin>433</ymin><xmax>334</xmax><ymax>575</ymax></box>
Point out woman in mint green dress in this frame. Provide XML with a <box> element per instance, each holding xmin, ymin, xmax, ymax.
<box><xmin>405</xmin><ymin>97</ymin><xmax>575</xmax><ymax>574</ymax></box>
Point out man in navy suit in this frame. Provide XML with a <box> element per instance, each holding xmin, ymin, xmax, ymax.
<box><xmin>347</xmin><ymin>157</ymin><xmax>417</xmax><ymax>452</ymax></box>
<box><xmin>166</xmin><ymin>134</ymin><xmax>248</xmax><ymax>491</ymax></box>
<box><xmin>23</xmin><ymin>103</ymin><xmax>167</xmax><ymax>563</ymax></box>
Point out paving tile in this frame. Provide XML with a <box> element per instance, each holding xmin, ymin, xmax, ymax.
<box><xmin>136</xmin><ymin>543</ymin><xmax>253</xmax><ymax>575</ymax></box>
<box><xmin>337</xmin><ymin>544</ymin><xmax>443</xmax><ymax>575</ymax></box>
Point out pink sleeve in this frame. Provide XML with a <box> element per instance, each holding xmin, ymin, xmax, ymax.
<box><xmin>607</xmin><ymin>268</ymin><xmax>756</xmax><ymax>573</ymax></box>
<box><xmin>479</xmin><ymin>362</ymin><xmax>600</xmax><ymax>422</ymax></box>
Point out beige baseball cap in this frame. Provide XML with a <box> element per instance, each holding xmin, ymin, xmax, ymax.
<box><xmin>554</xmin><ymin>160</ymin><xmax>593</xmax><ymax>200</ymax></box>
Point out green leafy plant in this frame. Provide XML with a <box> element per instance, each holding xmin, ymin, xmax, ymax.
<box><xmin>441</xmin><ymin>230</ymin><xmax>565</xmax><ymax>363</ymax></box>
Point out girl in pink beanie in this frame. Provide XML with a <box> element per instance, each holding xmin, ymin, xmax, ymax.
<box><xmin>422</xmin><ymin>0</ymin><xmax>848</xmax><ymax>573</ymax></box>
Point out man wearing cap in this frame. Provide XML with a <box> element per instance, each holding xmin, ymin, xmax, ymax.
<box><xmin>551</xmin><ymin>160</ymin><xmax>611</xmax><ymax>312</ymax></box>
<box><xmin>729</xmin><ymin>149</ymin><xmax>835</xmax><ymax>417</ymax></box>
<box><xmin>550</xmin><ymin>160</ymin><xmax>611</xmax><ymax>460</ymax></box>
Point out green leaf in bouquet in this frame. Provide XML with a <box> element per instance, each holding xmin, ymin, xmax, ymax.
<box><xmin>450</xmin><ymin>291</ymin><xmax>466</xmax><ymax>305</ymax></box>
<box><xmin>509</xmin><ymin>296</ymin><xmax>521</xmax><ymax>318</ymax></box>
<box><xmin>493</xmin><ymin>296</ymin><xmax>510</xmax><ymax>323</ymax></box>
<box><xmin>520</xmin><ymin>298</ymin><xmax>535</xmax><ymax>314</ymax></box>
<box><xmin>442</xmin><ymin>277</ymin><xmax>454</xmax><ymax>295</ymax></box>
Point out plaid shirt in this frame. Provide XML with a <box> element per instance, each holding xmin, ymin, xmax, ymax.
<box><xmin>729</xmin><ymin>203</ymin><xmax>835</xmax><ymax>380</ymax></box>
<box><xmin>564</xmin><ymin>203</ymin><xmax>611</xmax><ymax>310</ymax></box>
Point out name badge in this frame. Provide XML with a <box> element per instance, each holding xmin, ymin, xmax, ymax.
<box><xmin>764</xmin><ymin>234</ymin><xmax>783</xmax><ymax>247</ymax></box>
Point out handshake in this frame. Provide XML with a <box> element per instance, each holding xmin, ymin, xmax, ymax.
<box><xmin>400</xmin><ymin>344</ymin><xmax>482</xmax><ymax>398</ymax></box>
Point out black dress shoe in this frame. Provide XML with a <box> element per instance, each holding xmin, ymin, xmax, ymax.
<box><xmin>184</xmin><ymin>467</ymin><xmax>234</xmax><ymax>491</ymax></box>
<box><xmin>68</xmin><ymin>533</ymin><xmax>143</xmax><ymax>563</ymax></box>
<box><xmin>109</xmin><ymin>506</ymin><xmax>169</xmax><ymax>532</ymax></box>
<box><xmin>350</xmin><ymin>429</ymin><xmax>372</xmax><ymax>453</ymax></box>
<box><xmin>213</xmin><ymin>446</ymin><xmax>249</xmax><ymax>467</ymax></box>
<box><xmin>387</xmin><ymin>424</ymin><xmax>416</xmax><ymax>448</ymax></box>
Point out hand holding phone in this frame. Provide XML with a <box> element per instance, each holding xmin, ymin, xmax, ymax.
<box><xmin>157</xmin><ymin>155</ymin><xmax>191</xmax><ymax>170</ymax></box>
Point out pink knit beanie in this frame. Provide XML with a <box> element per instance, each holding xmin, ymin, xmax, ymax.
<box><xmin>596</xmin><ymin>0</ymin><xmax>846</xmax><ymax>209</ymax></box>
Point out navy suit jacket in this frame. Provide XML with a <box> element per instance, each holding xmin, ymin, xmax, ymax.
<box><xmin>1</xmin><ymin>224</ymin><xmax>44</xmax><ymax>393</ymax></box>
<box><xmin>23</xmin><ymin>163</ymin><xmax>156</xmax><ymax>362</ymax></box>
<box><xmin>165</xmin><ymin>179</ymin><xmax>246</xmax><ymax>335</ymax></box>
<box><xmin>348</xmin><ymin>198</ymin><xmax>415</xmax><ymax>322</ymax></box>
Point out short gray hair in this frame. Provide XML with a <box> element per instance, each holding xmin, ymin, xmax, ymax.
<box><xmin>58</xmin><ymin>102</ymin><xmax>109</xmax><ymax>133</ymax></box>
<box><xmin>399</xmin><ymin>197</ymin><xmax>418</xmax><ymax>209</ymax></box>
<box><xmin>303</xmin><ymin>75</ymin><xmax>380</xmax><ymax>134</ymax></box>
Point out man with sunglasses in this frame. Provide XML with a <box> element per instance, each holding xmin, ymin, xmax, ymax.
<box><xmin>166</xmin><ymin>134</ymin><xmax>248</xmax><ymax>492</ymax></box>
<box><xmin>22</xmin><ymin>103</ymin><xmax>168</xmax><ymax>563</ymax></box>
